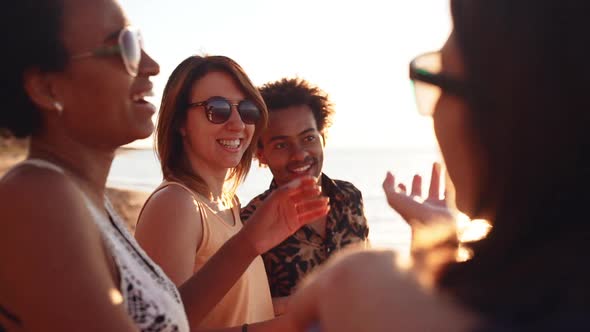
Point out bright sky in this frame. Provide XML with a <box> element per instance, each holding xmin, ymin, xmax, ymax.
<box><xmin>120</xmin><ymin>0</ymin><xmax>451</xmax><ymax>149</ymax></box>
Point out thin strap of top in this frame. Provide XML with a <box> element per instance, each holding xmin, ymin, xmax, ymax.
<box><xmin>2</xmin><ymin>158</ymin><xmax>65</xmax><ymax>177</ymax></box>
<box><xmin>137</xmin><ymin>180</ymin><xmax>207</xmax><ymax>225</ymax></box>
<box><xmin>137</xmin><ymin>180</ymin><xmax>239</xmax><ymax>225</ymax></box>
<box><xmin>2</xmin><ymin>159</ymin><xmax>190</xmax><ymax>331</ymax></box>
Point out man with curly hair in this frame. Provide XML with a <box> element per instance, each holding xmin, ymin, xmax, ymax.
<box><xmin>241</xmin><ymin>78</ymin><xmax>369</xmax><ymax>306</ymax></box>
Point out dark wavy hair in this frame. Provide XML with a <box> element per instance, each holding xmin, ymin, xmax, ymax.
<box><xmin>155</xmin><ymin>55</ymin><xmax>268</xmax><ymax>198</ymax></box>
<box><xmin>258</xmin><ymin>78</ymin><xmax>334</xmax><ymax>142</ymax></box>
<box><xmin>1</xmin><ymin>0</ymin><xmax>67</xmax><ymax>138</ymax></box>
<box><xmin>436</xmin><ymin>0</ymin><xmax>590</xmax><ymax>326</ymax></box>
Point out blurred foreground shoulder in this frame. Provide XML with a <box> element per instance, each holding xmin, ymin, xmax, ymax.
<box><xmin>290</xmin><ymin>249</ymin><xmax>478</xmax><ymax>332</ymax></box>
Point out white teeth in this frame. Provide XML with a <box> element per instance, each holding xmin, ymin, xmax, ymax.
<box><xmin>292</xmin><ymin>165</ymin><xmax>311</xmax><ymax>173</ymax></box>
<box><xmin>218</xmin><ymin>139</ymin><xmax>241</xmax><ymax>149</ymax></box>
<box><xmin>132</xmin><ymin>90</ymin><xmax>154</xmax><ymax>102</ymax></box>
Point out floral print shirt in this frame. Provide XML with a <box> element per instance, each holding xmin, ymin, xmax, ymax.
<box><xmin>240</xmin><ymin>173</ymin><xmax>369</xmax><ymax>297</ymax></box>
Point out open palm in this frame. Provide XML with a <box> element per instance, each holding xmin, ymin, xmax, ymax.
<box><xmin>382</xmin><ymin>162</ymin><xmax>455</xmax><ymax>227</ymax></box>
<box><xmin>242</xmin><ymin>176</ymin><xmax>330</xmax><ymax>254</ymax></box>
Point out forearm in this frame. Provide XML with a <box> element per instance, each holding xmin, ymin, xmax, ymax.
<box><xmin>180</xmin><ymin>230</ymin><xmax>259</xmax><ymax>328</ymax></box>
<box><xmin>248</xmin><ymin>316</ymin><xmax>296</xmax><ymax>332</ymax></box>
<box><xmin>190</xmin><ymin>316</ymin><xmax>295</xmax><ymax>332</ymax></box>
<box><xmin>272</xmin><ymin>296</ymin><xmax>290</xmax><ymax>316</ymax></box>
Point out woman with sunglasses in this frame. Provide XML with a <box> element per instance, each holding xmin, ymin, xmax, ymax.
<box><xmin>134</xmin><ymin>55</ymin><xmax>330</xmax><ymax>331</ymax></box>
<box><xmin>287</xmin><ymin>0</ymin><xmax>590</xmax><ymax>331</ymax></box>
<box><xmin>0</xmin><ymin>1</ymin><xmax>327</xmax><ymax>331</ymax></box>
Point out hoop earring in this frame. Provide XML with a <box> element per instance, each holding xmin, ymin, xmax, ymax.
<box><xmin>53</xmin><ymin>101</ymin><xmax>63</xmax><ymax>116</ymax></box>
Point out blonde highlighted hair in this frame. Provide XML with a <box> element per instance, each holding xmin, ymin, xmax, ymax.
<box><xmin>155</xmin><ymin>55</ymin><xmax>268</xmax><ymax>199</ymax></box>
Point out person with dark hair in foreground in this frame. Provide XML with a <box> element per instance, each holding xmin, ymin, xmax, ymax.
<box><xmin>241</xmin><ymin>78</ymin><xmax>369</xmax><ymax>306</ymax></box>
<box><xmin>288</xmin><ymin>0</ymin><xmax>590</xmax><ymax>331</ymax></box>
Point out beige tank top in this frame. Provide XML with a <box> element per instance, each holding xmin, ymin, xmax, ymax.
<box><xmin>146</xmin><ymin>180</ymin><xmax>274</xmax><ymax>328</ymax></box>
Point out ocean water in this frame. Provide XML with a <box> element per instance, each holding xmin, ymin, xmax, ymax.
<box><xmin>108</xmin><ymin>147</ymin><xmax>441</xmax><ymax>253</ymax></box>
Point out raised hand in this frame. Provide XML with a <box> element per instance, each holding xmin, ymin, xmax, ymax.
<box><xmin>241</xmin><ymin>176</ymin><xmax>330</xmax><ymax>254</ymax></box>
<box><xmin>382</xmin><ymin>162</ymin><xmax>455</xmax><ymax>226</ymax></box>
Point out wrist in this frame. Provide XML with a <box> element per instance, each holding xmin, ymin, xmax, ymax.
<box><xmin>234</xmin><ymin>226</ymin><xmax>261</xmax><ymax>257</ymax></box>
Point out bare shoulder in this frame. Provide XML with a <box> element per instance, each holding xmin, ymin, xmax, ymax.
<box><xmin>137</xmin><ymin>183</ymin><xmax>204</xmax><ymax>229</ymax></box>
<box><xmin>0</xmin><ymin>164</ymin><xmax>91</xmax><ymax>234</ymax></box>
<box><xmin>145</xmin><ymin>183</ymin><xmax>199</xmax><ymax>208</ymax></box>
<box><xmin>0</xmin><ymin>165</ymin><xmax>136</xmax><ymax>330</ymax></box>
<box><xmin>135</xmin><ymin>183</ymin><xmax>204</xmax><ymax>248</ymax></box>
<box><xmin>135</xmin><ymin>183</ymin><xmax>204</xmax><ymax>285</ymax></box>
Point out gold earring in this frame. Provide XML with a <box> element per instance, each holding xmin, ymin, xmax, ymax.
<box><xmin>53</xmin><ymin>101</ymin><xmax>63</xmax><ymax>115</ymax></box>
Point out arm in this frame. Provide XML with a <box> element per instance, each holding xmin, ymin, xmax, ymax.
<box><xmin>0</xmin><ymin>168</ymin><xmax>138</xmax><ymax>331</ymax></box>
<box><xmin>135</xmin><ymin>185</ymin><xmax>201</xmax><ymax>286</ymax></box>
<box><xmin>137</xmin><ymin>190</ymin><xmax>284</xmax><ymax>330</ymax></box>
<box><xmin>272</xmin><ymin>296</ymin><xmax>290</xmax><ymax>316</ymax></box>
<box><xmin>180</xmin><ymin>176</ymin><xmax>329</xmax><ymax>328</ymax></box>
<box><xmin>190</xmin><ymin>315</ymin><xmax>297</xmax><ymax>332</ymax></box>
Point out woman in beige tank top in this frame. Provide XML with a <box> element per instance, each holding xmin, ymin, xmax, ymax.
<box><xmin>135</xmin><ymin>55</ymin><xmax>329</xmax><ymax>331</ymax></box>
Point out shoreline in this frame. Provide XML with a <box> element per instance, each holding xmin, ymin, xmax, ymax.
<box><xmin>0</xmin><ymin>140</ymin><xmax>147</xmax><ymax>233</ymax></box>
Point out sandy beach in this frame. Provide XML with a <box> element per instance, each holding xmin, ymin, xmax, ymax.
<box><xmin>0</xmin><ymin>138</ymin><xmax>147</xmax><ymax>233</ymax></box>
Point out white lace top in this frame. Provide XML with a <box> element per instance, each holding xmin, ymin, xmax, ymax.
<box><xmin>6</xmin><ymin>159</ymin><xmax>190</xmax><ymax>332</ymax></box>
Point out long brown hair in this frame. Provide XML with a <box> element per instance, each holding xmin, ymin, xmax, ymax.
<box><xmin>155</xmin><ymin>55</ymin><xmax>268</xmax><ymax>198</ymax></box>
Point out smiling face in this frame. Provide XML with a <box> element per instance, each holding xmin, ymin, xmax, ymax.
<box><xmin>54</xmin><ymin>0</ymin><xmax>159</xmax><ymax>148</ymax></box>
<box><xmin>180</xmin><ymin>71</ymin><xmax>255</xmax><ymax>175</ymax></box>
<box><xmin>257</xmin><ymin>105</ymin><xmax>324</xmax><ymax>186</ymax></box>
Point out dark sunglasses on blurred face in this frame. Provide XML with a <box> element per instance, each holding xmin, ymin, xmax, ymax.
<box><xmin>409</xmin><ymin>51</ymin><xmax>466</xmax><ymax>116</ymax></box>
<box><xmin>188</xmin><ymin>96</ymin><xmax>261</xmax><ymax>125</ymax></box>
<box><xmin>70</xmin><ymin>26</ymin><xmax>142</xmax><ymax>77</ymax></box>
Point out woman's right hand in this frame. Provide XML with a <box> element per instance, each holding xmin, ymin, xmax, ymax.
<box><xmin>382</xmin><ymin>162</ymin><xmax>456</xmax><ymax>227</ymax></box>
<box><xmin>240</xmin><ymin>176</ymin><xmax>330</xmax><ymax>255</ymax></box>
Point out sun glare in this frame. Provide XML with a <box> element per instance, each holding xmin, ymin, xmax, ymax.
<box><xmin>120</xmin><ymin>0</ymin><xmax>452</xmax><ymax>149</ymax></box>
<box><xmin>457</xmin><ymin>217</ymin><xmax>492</xmax><ymax>243</ymax></box>
<box><xmin>109</xmin><ymin>288</ymin><xmax>124</xmax><ymax>305</ymax></box>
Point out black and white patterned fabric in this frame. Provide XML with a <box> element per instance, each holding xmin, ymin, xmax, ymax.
<box><xmin>17</xmin><ymin>159</ymin><xmax>190</xmax><ymax>332</ymax></box>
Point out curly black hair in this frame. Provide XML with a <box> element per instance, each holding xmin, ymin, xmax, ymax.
<box><xmin>1</xmin><ymin>0</ymin><xmax>67</xmax><ymax>138</ymax></box>
<box><xmin>258</xmin><ymin>78</ymin><xmax>334</xmax><ymax>139</ymax></box>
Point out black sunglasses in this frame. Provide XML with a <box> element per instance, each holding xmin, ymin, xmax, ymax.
<box><xmin>409</xmin><ymin>51</ymin><xmax>467</xmax><ymax>116</ymax></box>
<box><xmin>188</xmin><ymin>96</ymin><xmax>261</xmax><ymax>125</ymax></box>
